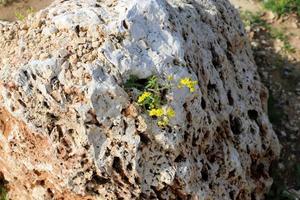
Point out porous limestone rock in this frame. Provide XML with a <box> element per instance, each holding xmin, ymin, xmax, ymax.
<box><xmin>0</xmin><ymin>0</ymin><xmax>280</xmax><ymax>199</ymax></box>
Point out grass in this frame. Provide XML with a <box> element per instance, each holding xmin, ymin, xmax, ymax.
<box><xmin>241</xmin><ymin>11</ymin><xmax>266</xmax><ymax>27</ymax></box>
<box><xmin>262</xmin><ymin>0</ymin><xmax>300</xmax><ymax>17</ymax></box>
<box><xmin>241</xmin><ymin>11</ymin><xmax>295</xmax><ymax>53</ymax></box>
<box><xmin>15</xmin><ymin>11</ymin><xmax>25</xmax><ymax>21</ymax></box>
<box><xmin>15</xmin><ymin>7</ymin><xmax>35</xmax><ymax>21</ymax></box>
<box><xmin>269</xmin><ymin>28</ymin><xmax>295</xmax><ymax>53</ymax></box>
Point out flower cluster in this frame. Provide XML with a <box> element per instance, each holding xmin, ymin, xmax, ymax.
<box><xmin>137</xmin><ymin>92</ymin><xmax>152</xmax><ymax>104</ymax></box>
<box><xmin>178</xmin><ymin>77</ymin><xmax>197</xmax><ymax>92</ymax></box>
<box><xmin>148</xmin><ymin>107</ymin><xmax>176</xmax><ymax>127</ymax></box>
<box><xmin>149</xmin><ymin>108</ymin><xmax>164</xmax><ymax>117</ymax></box>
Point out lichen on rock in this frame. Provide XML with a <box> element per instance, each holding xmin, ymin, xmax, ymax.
<box><xmin>0</xmin><ymin>0</ymin><xmax>280</xmax><ymax>199</ymax></box>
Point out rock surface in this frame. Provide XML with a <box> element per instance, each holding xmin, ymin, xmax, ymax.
<box><xmin>0</xmin><ymin>0</ymin><xmax>280</xmax><ymax>199</ymax></box>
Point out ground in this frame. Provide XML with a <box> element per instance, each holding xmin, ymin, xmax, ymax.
<box><xmin>0</xmin><ymin>0</ymin><xmax>51</xmax><ymax>21</ymax></box>
<box><xmin>0</xmin><ymin>0</ymin><xmax>299</xmax><ymax>199</ymax></box>
<box><xmin>229</xmin><ymin>0</ymin><xmax>300</xmax><ymax>199</ymax></box>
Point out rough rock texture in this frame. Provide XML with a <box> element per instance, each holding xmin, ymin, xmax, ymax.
<box><xmin>0</xmin><ymin>0</ymin><xmax>280</xmax><ymax>199</ymax></box>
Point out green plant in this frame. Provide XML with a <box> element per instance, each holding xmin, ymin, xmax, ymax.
<box><xmin>262</xmin><ymin>0</ymin><xmax>300</xmax><ymax>16</ymax></box>
<box><xmin>125</xmin><ymin>74</ymin><xmax>197</xmax><ymax>127</ymax></box>
<box><xmin>0</xmin><ymin>186</ymin><xmax>7</xmax><ymax>200</ymax></box>
<box><xmin>125</xmin><ymin>75</ymin><xmax>174</xmax><ymax>127</ymax></box>
<box><xmin>269</xmin><ymin>28</ymin><xmax>296</xmax><ymax>53</ymax></box>
<box><xmin>240</xmin><ymin>11</ymin><xmax>295</xmax><ymax>53</ymax></box>
<box><xmin>15</xmin><ymin>11</ymin><xmax>25</xmax><ymax>21</ymax></box>
<box><xmin>178</xmin><ymin>77</ymin><xmax>197</xmax><ymax>92</ymax></box>
<box><xmin>240</xmin><ymin>11</ymin><xmax>267</xmax><ymax>27</ymax></box>
<box><xmin>15</xmin><ymin>7</ymin><xmax>35</xmax><ymax>21</ymax></box>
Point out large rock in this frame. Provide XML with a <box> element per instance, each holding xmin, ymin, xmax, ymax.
<box><xmin>0</xmin><ymin>0</ymin><xmax>280</xmax><ymax>199</ymax></box>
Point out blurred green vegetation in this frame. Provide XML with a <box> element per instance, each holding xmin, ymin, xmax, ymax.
<box><xmin>267</xmin><ymin>162</ymin><xmax>300</xmax><ymax>200</ymax></box>
<box><xmin>0</xmin><ymin>0</ymin><xmax>13</xmax><ymax>6</ymax></box>
<box><xmin>15</xmin><ymin>7</ymin><xmax>35</xmax><ymax>21</ymax></box>
<box><xmin>262</xmin><ymin>0</ymin><xmax>300</xmax><ymax>16</ymax></box>
<box><xmin>0</xmin><ymin>186</ymin><xmax>7</xmax><ymax>200</ymax></box>
<box><xmin>241</xmin><ymin>10</ymin><xmax>295</xmax><ymax>53</ymax></box>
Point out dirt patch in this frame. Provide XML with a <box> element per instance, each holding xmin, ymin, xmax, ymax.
<box><xmin>0</xmin><ymin>0</ymin><xmax>53</xmax><ymax>21</ymax></box>
<box><xmin>230</xmin><ymin>0</ymin><xmax>262</xmax><ymax>12</ymax></box>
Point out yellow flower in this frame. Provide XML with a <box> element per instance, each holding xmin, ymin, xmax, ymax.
<box><xmin>138</xmin><ymin>92</ymin><xmax>152</xmax><ymax>104</ymax></box>
<box><xmin>166</xmin><ymin>107</ymin><xmax>175</xmax><ymax>118</ymax></box>
<box><xmin>149</xmin><ymin>108</ymin><xmax>164</xmax><ymax>117</ymax></box>
<box><xmin>158</xmin><ymin>117</ymin><xmax>169</xmax><ymax>127</ymax></box>
<box><xmin>178</xmin><ymin>77</ymin><xmax>197</xmax><ymax>92</ymax></box>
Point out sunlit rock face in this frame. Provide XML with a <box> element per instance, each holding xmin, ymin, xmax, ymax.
<box><xmin>0</xmin><ymin>0</ymin><xmax>280</xmax><ymax>199</ymax></box>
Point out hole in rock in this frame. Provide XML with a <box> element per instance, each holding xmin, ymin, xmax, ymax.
<box><xmin>126</xmin><ymin>163</ymin><xmax>133</xmax><ymax>171</ymax></box>
<box><xmin>227</xmin><ymin>90</ymin><xmax>234</xmax><ymax>106</ymax></box>
<box><xmin>92</xmin><ymin>172</ymin><xmax>110</xmax><ymax>185</ymax></box>
<box><xmin>229</xmin><ymin>191</ymin><xmax>235</xmax><ymax>200</ymax></box>
<box><xmin>248</xmin><ymin>109</ymin><xmax>259</xmax><ymax>121</ymax></box>
<box><xmin>201</xmin><ymin>97</ymin><xmax>206</xmax><ymax>109</ymax></box>
<box><xmin>139</xmin><ymin>132</ymin><xmax>150</xmax><ymax>145</ymax></box>
<box><xmin>207</xmin><ymin>81</ymin><xmax>217</xmax><ymax>91</ymax></box>
<box><xmin>229</xmin><ymin>115</ymin><xmax>243</xmax><ymax>135</ymax></box>
<box><xmin>186</xmin><ymin>111</ymin><xmax>192</xmax><ymax>122</ymax></box>
<box><xmin>201</xmin><ymin>166</ymin><xmax>209</xmax><ymax>181</ymax></box>
<box><xmin>174</xmin><ymin>154</ymin><xmax>186</xmax><ymax>163</ymax></box>
<box><xmin>47</xmin><ymin>188</ymin><xmax>54</xmax><ymax>198</ymax></box>
<box><xmin>36</xmin><ymin>179</ymin><xmax>45</xmax><ymax>186</ymax></box>
<box><xmin>112</xmin><ymin>157</ymin><xmax>123</xmax><ymax>174</ymax></box>
<box><xmin>251</xmin><ymin>162</ymin><xmax>265</xmax><ymax>180</ymax></box>
<box><xmin>122</xmin><ymin>20</ymin><xmax>128</xmax><ymax>29</ymax></box>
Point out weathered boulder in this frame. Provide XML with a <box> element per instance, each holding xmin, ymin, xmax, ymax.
<box><xmin>0</xmin><ymin>0</ymin><xmax>280</xmax><ymax>199</ymax></box>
